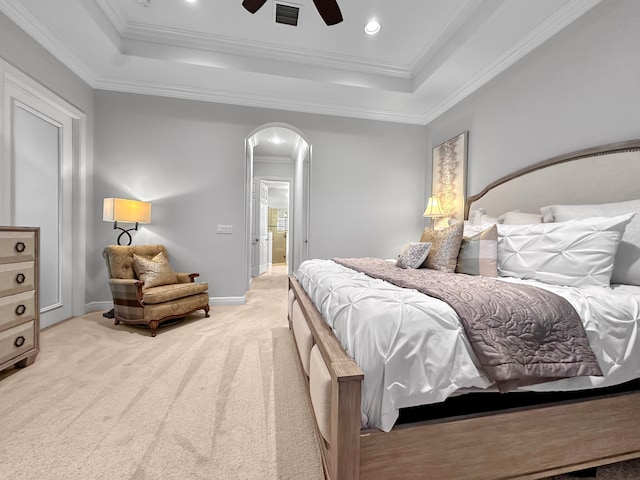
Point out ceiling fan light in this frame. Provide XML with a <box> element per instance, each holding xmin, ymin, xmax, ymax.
<box><xmin>364</xmin><ymin>21</ymin><xmax>381</xmax><ymax>35</ymax></box>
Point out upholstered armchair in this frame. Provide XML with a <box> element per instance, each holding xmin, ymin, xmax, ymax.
<box><xmin>103</xmin><ymin>245</ymin><xmax>210</xmax><ymax>337</ymax></box>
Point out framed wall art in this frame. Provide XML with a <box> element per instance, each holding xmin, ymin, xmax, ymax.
<box><xmin>431</xmin><ymin>131</ymin><xmax>468</xmax><ymax>222</ymax></box>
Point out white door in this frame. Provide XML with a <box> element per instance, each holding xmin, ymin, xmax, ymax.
<box><xmin>5</xmin><ymin>83</ymin><xmax>74</xmax><ymax>328</ymax></box>
<box><xmin>251</xmin><ymin>181</ymin><xmax>259</xmax><ymax>277</ymax></box>
<box><xmin>258</xmin><ymin>181</ymin><xmax>269</xmax><ymax>275</ymax></box>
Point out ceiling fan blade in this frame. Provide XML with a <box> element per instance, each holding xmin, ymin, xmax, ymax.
<box><xmin>242</xmin><ymin>0</ymin><xmax>268</xmax><ymax>14</ymax></box>
<box><xmin>312</xmin><ymin>0</ymin><xmax>343</xmax><ymax>25</ymax></box>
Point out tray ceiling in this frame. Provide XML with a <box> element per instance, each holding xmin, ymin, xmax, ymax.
<box><xmin>1</xmin><ymin>0</ymin><xmax>600</xmax><ymax>124</ymax></box>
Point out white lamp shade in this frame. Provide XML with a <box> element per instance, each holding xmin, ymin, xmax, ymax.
<box><xmin>423</xmin><ymin>196</ymin><xmax>444</xmax><ymax>217</ymax></box>
<box><xmin>103</xmin><ymin>198</ymin><xmax>151</xmax><ymax>224</ymax></box>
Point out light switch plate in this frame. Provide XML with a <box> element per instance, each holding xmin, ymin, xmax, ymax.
<box><xmin>217</xmin><ymin>225</ymin><xmax>233</xmax><ymax>234</ymax></box>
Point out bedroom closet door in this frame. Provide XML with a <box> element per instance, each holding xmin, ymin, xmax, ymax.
<box><xmin>3</xmin><ymin>78</ymin><xmax>74</xmax><ymax>328</ymax></box>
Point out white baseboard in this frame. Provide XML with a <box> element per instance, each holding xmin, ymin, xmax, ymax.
<box><xmin>86</xmin><ymin>301</ymin><xmax>112</xmax><ymax>313</ymax></box>
<box><xmin>84</xmin><ymin>295</ymin><xmax>245</xmax><ymax>314</ymax></box>
<box><xmin>210</xmin><ymin>296</ymin><xmax>246</xmax><ymax>305</ymax></box>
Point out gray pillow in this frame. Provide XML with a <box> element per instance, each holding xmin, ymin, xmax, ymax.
<box><xmin>396</xmin><ymin>242</ymin><xmax>432</xmax><ymax>269</ymax></box>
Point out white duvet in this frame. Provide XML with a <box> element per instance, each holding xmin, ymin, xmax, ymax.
<box><xmin>296</xmin><ymin>259</ymin><xmax>640</xmax><ymax>432</ymax></box>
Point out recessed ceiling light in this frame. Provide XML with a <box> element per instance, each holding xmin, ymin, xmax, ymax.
<box><xmin>185</xmin><ymin>0</ymin><xmax>197</xmax><ymax>3</ymax></box>
<box><xmin>364</xmin><ymin>21</ymin><xmax>380</xmax><ymax>35</ymax></box>
<box><xmin>270</xmin><ymin>137</ymin><xmax>283</xmax><ymax>144</ymax></box>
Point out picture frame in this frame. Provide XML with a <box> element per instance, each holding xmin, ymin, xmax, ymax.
<box><xmin>431</xmin><ymin>131</ymin><xmax>468</xmax><ymax>222</ymax></box>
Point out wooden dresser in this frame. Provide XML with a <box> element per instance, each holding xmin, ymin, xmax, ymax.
<box><xmin>0</xmin><ymin>226</ymin><xmax>40</xmax><ymax>372</ymax></box>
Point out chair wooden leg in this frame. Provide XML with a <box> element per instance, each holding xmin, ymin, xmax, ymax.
<box><xmin>149</xmin><ymin>320</ymin><xmax>158</xmax><ymax>337</ymax></box>
<box><xmin>204</xmin><ymin>305</ymin><xmax>210</xmax><ymax>318</ymax></box>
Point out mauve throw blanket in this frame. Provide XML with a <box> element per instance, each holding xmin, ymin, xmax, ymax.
<box><xmin>332</xmin><ymin>258</ymin><xmax>602</xmax><ymax>391</ymax></box>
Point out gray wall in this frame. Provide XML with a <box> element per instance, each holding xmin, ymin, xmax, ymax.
<box><xmin>0</xmin><ymin>12</ymin><xmax>93</xmax><ymax>116</ymax></box>
<box><xmin>254</xmin><ymin>158</ymin><xmax>294</xmax><ymax>178</ymax></box>
<box><xmin>0</xmin><ymin>11</ymin><xmax>95</xmax><ymax>310</ymax></box>
<box><xmin>93</xmin><ymin>92</ymin><xmax>427</xmax><ymax>302</ymax></box>
<box><xmin>425</xmin><ymin>0</ymin><xmax>640</xmax><ymax>200</ymax></box>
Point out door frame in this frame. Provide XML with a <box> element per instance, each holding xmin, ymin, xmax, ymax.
<box><xmin>256</xmin><ymin>176</ymin><xmax>292</xmax><ymax>270</ymax></box>
<box><xmin>0</xmin><ymin>59</ymin><xmax>88</xmax><ymax>321</ymax></box>
<box><xmin>244</xmin><ymin>123</ymin><xmax>311</xmax><ymax>292</ymax></box>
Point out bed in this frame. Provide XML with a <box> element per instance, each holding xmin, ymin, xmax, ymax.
<box><xmin>287</xmin><ymin>139</ymin><xmax>640</xmax><ymax>480</ymax></box>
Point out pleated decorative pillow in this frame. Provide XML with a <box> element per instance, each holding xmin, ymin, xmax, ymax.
<box><xmin>540</xmin><ymin>199</ymin><xmax>640</xmax><ymax>285</ymax></box>
<box><xmin>497</xmin><ymin>213</ymin><xmax>634</xmax><ymax>287</ymax></box>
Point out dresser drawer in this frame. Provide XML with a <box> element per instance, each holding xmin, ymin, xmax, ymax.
<box><xmin>0</xmin><ymin>290</ymin><xmax>36</xmax><ymax>331</ymax></box>
<box><xmin>0</xmin><ymin>320</ymin><xmax>35</xmax><ymax>366</ymax></box>
<box><xmin>0</xmin><ymin>231</ymin><xmax>36</xmax><ymax>264</ymax></box>
<box><xmin>0</xmin><ymin>262</ymin><xmax>35</xmax><ymax>298</ymax></box>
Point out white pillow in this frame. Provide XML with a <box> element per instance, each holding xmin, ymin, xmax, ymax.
<box><xmin>540</xmin><ymin>199</ymin><xmax>640</xmax><ymax>285</ymax></box>
<box><xmin>498</xmin><ymin>210</ymin><xmax>542</xmax><ymax>225</ymax></box>
<box><xmin>468</xmin><ymin>209</ymin><xmax>498</xmax><ymax>226</ymax></box>
<box><xmin>497</xmin><ymin>213</ymin><xmax>634</xmax><ymax>287</ymax></box>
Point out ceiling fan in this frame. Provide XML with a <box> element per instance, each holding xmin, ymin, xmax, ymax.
<box><xmin>242</xmin><ymin>0</ymin><xmax>343</xmax><ymax>26</ymax></box>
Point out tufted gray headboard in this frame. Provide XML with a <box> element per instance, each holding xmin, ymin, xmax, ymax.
<box><xmin>466</xmin><ymin>139</ymin><xmax>640</xmax><ymax>219</ymax></box>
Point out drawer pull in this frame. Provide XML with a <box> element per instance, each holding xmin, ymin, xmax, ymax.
<box><xmin>15</xmin><ymin>304</ymin><xmax>26</xmax><ymax>315</ymax></box>
<box><xmin>15</xmin><ymin>273</ymin><xmax>26</xmax><ymax>284</ymax></box>
<box><xmin>14</xmin><ymin>336</ymin><xmax>25</xmax><ymax>348</ymax></box>
<box><xmin>15</xmin><ymin>241</ymin><xmax>26</xmax><ymax>253</ymax></box>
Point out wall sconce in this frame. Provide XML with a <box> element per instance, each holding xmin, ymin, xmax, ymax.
<box><xmin>423</xmin><ymin>196</ymin><xmax>444</xmax><ymax>230</ymax></box>
<box><xmin>103</xmin><ymin>198</ymin><xmax>152</xmax><ymax>245</ymax></box>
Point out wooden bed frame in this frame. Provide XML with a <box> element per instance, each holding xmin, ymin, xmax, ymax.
<box><xmin>287</xmin><ymin>139</ymin><xmax>640</xmax><ymax>480</ymax></box>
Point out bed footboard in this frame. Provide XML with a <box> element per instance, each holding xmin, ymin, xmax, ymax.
<box><xmin>288</xmin><ymin>277</ymin><xmax>364</xmax><ymax>480</ymax></box>
<box><xmin>288</xmin><ymin>276</ymin><xmax>640</xmax><ymax>480</ymax></box>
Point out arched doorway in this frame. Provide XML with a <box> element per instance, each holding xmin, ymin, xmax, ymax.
<box><xmin>244</xmin><ymin>123</ymin><xmax>311</xmax><ymax>291</ymax></box>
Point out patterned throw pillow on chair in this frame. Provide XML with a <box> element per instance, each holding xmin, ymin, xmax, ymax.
<box><xmin>133</xmin><ymin>251</ymin><xmax>178</xmax><ymax>289</ymax></box>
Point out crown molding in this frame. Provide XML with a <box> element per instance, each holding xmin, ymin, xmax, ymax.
<box><xmin>94</xmin><ymin>77</ymin><xmax>427</xmax><ymax>125</ymax></box>
<box><xmin>410</xmin><ymin>0</ymin><xmax>482</xmax><ymax>74</ymax></box>
<box><xmin>121</xmin><ymin>22</ymin><xmax>411</xmax><ymax>80</ymax></box>
<box><xmin>420</xmin><ymin>0</ymin><xmax>602</xmax><ymax>125</ymax></box>
<box><xmin>0</xmin><ymin>0</ymin><xmax>97</xmax><ymax>86</ymax></box>
<box><xmin>92</xmin><ymin>0</ymin><xmax>127</xmax><ymax>35</ymax></box>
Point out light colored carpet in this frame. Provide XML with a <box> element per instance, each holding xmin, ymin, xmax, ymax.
<box><xmin>0</xmin><ymin>265</ymin><xmax>638</xmax><ymax>480</ymax></box>
<box><xmin>0</xmin><ymin>266</ymin><xmax>324</xmax><ymax>480</ymax></box>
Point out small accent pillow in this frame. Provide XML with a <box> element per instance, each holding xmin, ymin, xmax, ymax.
<box><xmin>419</xmin><ymin>222</ymin><xmax>464</xmax><ymax>273</ymax></box>
<box><xmin>133</xmin><ymin>251</ymin><xmax>178</xmax><ymax>289</ymax></box>
<box><xmin>396</xmin><ymin>242</ymin><xmax>432</xmax><ymax>269</ymax></box>
<box><xmin>540</xmin><ymin>199</ymin><xmax>640</xmax><ymax>286</ymax></box>
<box><xmin>497</xmin><ymin>213</ymin><xmax>634</xmax><ymax>287</ymax></box>
<box><xmin>456</xmin><ymin>224</ymin><xmax>498</xmax><ymax>276</ymax></box>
